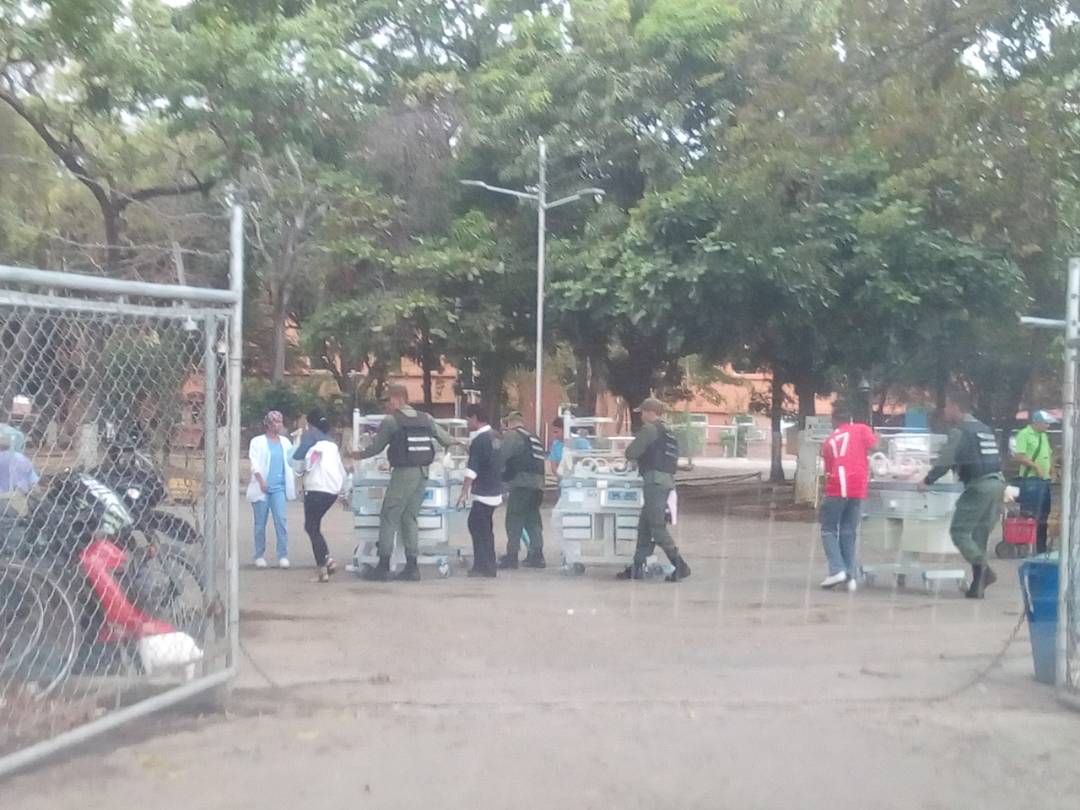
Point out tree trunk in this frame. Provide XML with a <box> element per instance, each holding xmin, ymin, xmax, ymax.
<box><xmin>795</xmin><ymin>379</ymin><xmax>816</xmax><ymax>429</ymax></box>
<box><xmin>269</xmin><ymin>278</ymin><xmax>290</xmax><ymax>383</ymax></box>
<box><xmin>609</xmin><ymin>338</ymin><xmax>655</xmax><ymax>432</ymax></box>
<box><xmin>793</xmin><ymin>378</ymin><xmax>818</xmax><ymax>503</ymax></box>
<box><xmin>573</xmin><ymin>348</ymin><xmax>602</xmax><ymax>417</ymax></box>
<box><xmin>477</xmin><ymin>357</ymin><xmax>506</xmax><ymax>417</ymax></box>
<box><xmin>102</xmin><ymin>202</ymin><xmax>124</xmax><ymax>275</ymax></box>
<box><xmin>421</xmin><ymin>351</ymin><xmax>434</xmax><ymax>409</ymax></box>
<box><xmin>770</xmin><ymin>373</ymin><xmax>786</xmax><ymax>483</ymax></box>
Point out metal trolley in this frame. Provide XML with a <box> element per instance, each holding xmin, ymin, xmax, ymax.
<box><xmin>552</xmin><ymin>414</ymin><xmax>671</xmax><ymax>577</ymax></box>
<box><xmin>859</xmin><ymin>432</ymin><xmax>972</xmax><ymax>593</ymax></box>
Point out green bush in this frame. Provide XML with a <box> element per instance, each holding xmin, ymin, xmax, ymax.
<box><xmin>669</xmin><ymin>413</ymin><xmax>706</xmax><ymax>457</ymax></box>
<box><xmin>241</xmin><ymin>379</ymin><xmax>344</xmax><ymax>429</ymax></box>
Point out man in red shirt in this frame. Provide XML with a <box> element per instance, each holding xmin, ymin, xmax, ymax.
<box><xmin>820</xmin><ymin>406</ymin><xmax>878</xmax><ymax>591</ymax></box>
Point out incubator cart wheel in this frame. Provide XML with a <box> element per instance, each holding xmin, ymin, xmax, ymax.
<box><xmin>436</xmin><ymin>558</ymin><xmax>451</xmax><ymax>578</ymax></box>
<box><xmin>356</xmin><ymin>563</ymin><xmax>373</xmax><ymax>579</ymax></box>
<box><xmin>895</xmin><ymin>574</ymin><xmax>907</xmax><ymax>589</ymax></box>
<box><xmin>994</xmin><ymin>540</ymin><xmax>1010</xmax><ymax>559</ymax></box>
<box><xmin>862</xmin><ymin>572</ymin><xmax>876</xmax><ymax>588</ymax></box>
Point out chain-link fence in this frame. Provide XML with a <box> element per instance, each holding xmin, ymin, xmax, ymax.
<box><xmin>0</xmin><ymin>209</ymin><xmax>242</xmax><ymax>775</ymax></box>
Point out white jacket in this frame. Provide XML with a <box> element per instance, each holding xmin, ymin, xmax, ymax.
<box><xmin>246</xmin><ymin>434</ymin><xmax>297</xmax><ymax>503</ymax></box>
<box><xmin>304</xmin><ymin>439</ymin><xmax>348</xmax><ymax>495</ymax></box>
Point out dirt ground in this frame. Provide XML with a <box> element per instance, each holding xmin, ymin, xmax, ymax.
<box><xmin>6</xmin><ymin>491</ymin><xmax>1080</xmax><ymax>809</ymax></box>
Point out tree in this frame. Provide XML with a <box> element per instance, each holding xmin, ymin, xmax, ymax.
<box><xmin>0</xmin><ymin>1</ymin><xmax>217</xmax><ymax>274</ymax></box>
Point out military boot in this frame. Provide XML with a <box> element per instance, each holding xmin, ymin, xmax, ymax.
<box><xmin>966</xmin><ymin>563</ymin><xmax>998</xmax><ymax>599</ymax></box>
<box><xmin>522</xmin><ymin>553</ymin><xmax>546</xmax><ymax>569</ymax></box>
<box><xmin>361</xmin><ymin>556</ymin><xmax>391</xmax><ymax>582</ymax></box>
<box><xmin>615</xmin><ymin>562</ymin><xmax>646</xmax><ymax>580</ymax></box>
<box><xmin>394</xmin><ymin>555</ymin><xmax>421</xmax><ymax>581</ymax></box>
<box><xmin>665</xmin><ymin>554</ymin><xmax>692</xmax><ymax>582</ymax></box>
<box><xmin>497</xmin><ymin>554</ymin><xmax>519</xmax><ymax>570</ymax></box>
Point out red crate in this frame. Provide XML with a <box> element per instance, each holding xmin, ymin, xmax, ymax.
<box><xmin>1003</xmin><ymin>516</ymin><xmax>1038</xmax><ymax>546</ymax></box>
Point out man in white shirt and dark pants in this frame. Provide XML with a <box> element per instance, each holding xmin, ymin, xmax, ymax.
<box><xmin>457</xmin><ymin>404</ymin><xmax>502</xmax><ymax>578</ymax></box>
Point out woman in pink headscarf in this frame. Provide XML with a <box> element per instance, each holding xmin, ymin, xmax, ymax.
<box><xmin>246</xmin><ymin>410</ymin><xmax>296</xmax><ymax>568</ymax></box>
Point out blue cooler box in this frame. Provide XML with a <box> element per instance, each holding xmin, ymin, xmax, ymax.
<box><xmin>1019</xmin><ymin>555</ymin><xmax>1059</xmax><ymax>685</ymax></box>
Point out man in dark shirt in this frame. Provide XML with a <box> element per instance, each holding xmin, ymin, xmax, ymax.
<box><xmin>457</xmin><ymin>404</ymin><xmax>502</xmax><ymax>578</ymax></box>
<box><xmin>918</xmin><ymin>389</ymin><xmax>1005</xmax><ymax>598</ymax></box>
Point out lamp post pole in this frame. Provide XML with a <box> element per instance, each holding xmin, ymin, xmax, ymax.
<box><xmin>462</xmin><ymin>137</ymin><xmax>604</xmax><ymax>433</ymax></box>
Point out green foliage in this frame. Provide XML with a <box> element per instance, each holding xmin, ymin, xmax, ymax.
<box><xmin>100</xmin><ymin>327</ymin><xmax>194</xmax><ymax>431</ymax></box>
<box><xmin>3</xmin><ymin>0</ymin><xmax>1080</xmax><ymax>429</ymax></box>
<box><xmin>241</xmin><ymin>379</ymin><xmax>343</xmax><ymax>429</ymax></box>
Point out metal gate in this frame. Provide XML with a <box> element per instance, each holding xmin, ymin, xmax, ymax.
<box><xmin>0</xmin><ymin>207</ymin><xmax>243</xmax><ymax>776</ymax></box>
<box><xmin>1024</xmin><ymin>258</ymin><xmax>1080</xmax><ymax>707</ymax></box>
<box><xmin>1062</xmin><ymin>260</ymin><xmax>1080</xmax><ymax>705</ymax></box>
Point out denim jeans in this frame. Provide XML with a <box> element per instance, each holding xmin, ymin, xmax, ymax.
<box><xmin>1018</xmin><ymin>477</ymin><xmax>1052</xmax><ymax>554</ymax></box>
<box><xmin>253</xmin><ymin>489</ymin><xmax>289</xmax><ymax>560</ymax></box>
<box><xmin>820</xmin><ymin>496</ymin><xmax>862</xmax><ymax>577</ymax></box>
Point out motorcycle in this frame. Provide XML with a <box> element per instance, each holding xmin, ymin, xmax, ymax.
<box><xmin>0</xmin><ymin>472</ymin><xmax>205</xmax><ymax>693</ymax></box>
<box><xmin>87</xmin><ymin>439</ymin><xmax>202</xmax><ymax>547</ymax></box>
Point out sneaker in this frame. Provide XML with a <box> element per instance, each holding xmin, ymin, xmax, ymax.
<box><xmin>278</xmin><ymin>558</ymin><xmax>291</xmax><ymax>569</ymax></box>
<box><xmin>497</xmin><ymin>554</ymin><xmax>519</xmax><ymax>570</ymax></box>
<box><xmin>325</xmin><ymin>557</ymin><xmax>338</xmax><ymax>576</ymax></box>
<box><xmin>522</xmin><ymin>555</ymin><xmax>547</xmax><ymax>569</ymax></box>
<box><xmin>846</xmin><ymin>577</ymin><xmax>858</xmax><ymax>593</ymax></box>
<box><xmin>315</xmin><ymin>566</ymin><xmax>329</xmax><ymax>584</ymax></box>
<box><xmin>254</xmin><ymin>557</ymin><xmax>268</xmax><ymax>569</ymax></box>
<box><xmin>820</xmin><ymin>572</ymin><xmax>847</xmax><ymax>589</ymax></box>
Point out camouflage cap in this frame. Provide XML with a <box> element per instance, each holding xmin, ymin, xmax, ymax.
<box><xmin>638</xmin><ymin>397</ymin><xmax>666</xmax><ymax>414</ymax></box>
<box><xmin>383</xmin><ymin>382</ymin><xmax>409</xmax><ymax>401</ymax></box>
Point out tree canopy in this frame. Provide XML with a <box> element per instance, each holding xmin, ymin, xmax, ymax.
<box><xmin>2</xmin><ymin>0</ymin><xmax>1077</xmax><ymax>440</ymax></box>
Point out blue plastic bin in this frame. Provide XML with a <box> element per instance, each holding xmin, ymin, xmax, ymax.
<box><xmin>1019</xmin><ymin>555</ymin><xmax>1059</xmax><ymax>685</ymax></box>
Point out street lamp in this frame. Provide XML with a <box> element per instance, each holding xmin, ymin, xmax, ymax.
<box><xmin>461</xmin><ymin>137</ymin><xmax>605</xmax><ymax>433</ymax></box>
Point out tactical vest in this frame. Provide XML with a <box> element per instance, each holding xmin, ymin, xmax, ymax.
<box><xmin>953</xmin><ymin>418</ymin><xmax>1002</xmax><ymax>483</ymax></box>
<box><xmin>504</xmin><ymin>426</ymin><xmax>546</xmax><ymax>480</ymax></box>
<box><xmin>386</xmin><ymin>412</ymin><xmax>436</xmax><ymax>467</ymax></box>
<box><xmin>639</xmin><ymin>422</ymin><xmax>679</xmax><ymax>475</ymax></box>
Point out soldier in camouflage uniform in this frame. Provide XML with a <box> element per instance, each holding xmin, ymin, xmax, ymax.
<box><xmin>617</xmin><ymin>398</ymin><xmax>691</xmax><ymax>582</ymax></box>
<box><xmin>918</xmin><ymin>390</ymin><xmax>1005</xmax><ymax>598</ymax></box>
<box><xmin>497</xmin><ymin>411</ymin><xmax>547</xmax><ymax>569</ymax></box>
<box><xmin>353</xmin><ymin>383</ymin><xmax>454</xmax><ymax>582</ymax></box>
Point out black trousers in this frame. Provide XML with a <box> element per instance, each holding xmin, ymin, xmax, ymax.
<box><xmin>468</xmin><ymin>501</ymin><xmax>497</xmax><ymax>574</ymax></box>
<box><xmin>304</xmin><ymin>491</ymin><xmax>337</xmax><ymax>567</ymax></box>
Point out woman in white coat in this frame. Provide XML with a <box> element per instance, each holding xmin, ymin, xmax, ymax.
<box><xmin>247</xmin><ymin>410</ymin><xmax>296</xmax><ymax>568</ymax></box>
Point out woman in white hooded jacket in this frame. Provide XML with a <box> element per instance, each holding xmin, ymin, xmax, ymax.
<box><xmin>301</xmin><ymin>415</ymin><xmax>347</xmax><ymax>582</ymax></box>
<box><xmin>247</xmin><ymin>410</ymin><xmax>296</xmax><ymax>568</ymax></box>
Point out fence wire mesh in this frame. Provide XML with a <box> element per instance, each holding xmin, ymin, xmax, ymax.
<box><xmin>0</xmin><ymin>281</ymin><xmax>236</xmax><ymax>760</ymax></box>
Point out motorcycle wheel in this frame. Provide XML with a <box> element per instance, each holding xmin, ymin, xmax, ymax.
<box><xmin>144</xmin><ymin>511</ymin><xmax>201</xmax><ymax>545</ymax></box>
<box><xmin>156</xmin><ymin>550</ymin><xmax>208</xmax><ymax>640</ymax></box>
<box><xmin>0</xmin><ymin>562</ymin><xmax>79</xmax><ymax>698</ymax></box>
